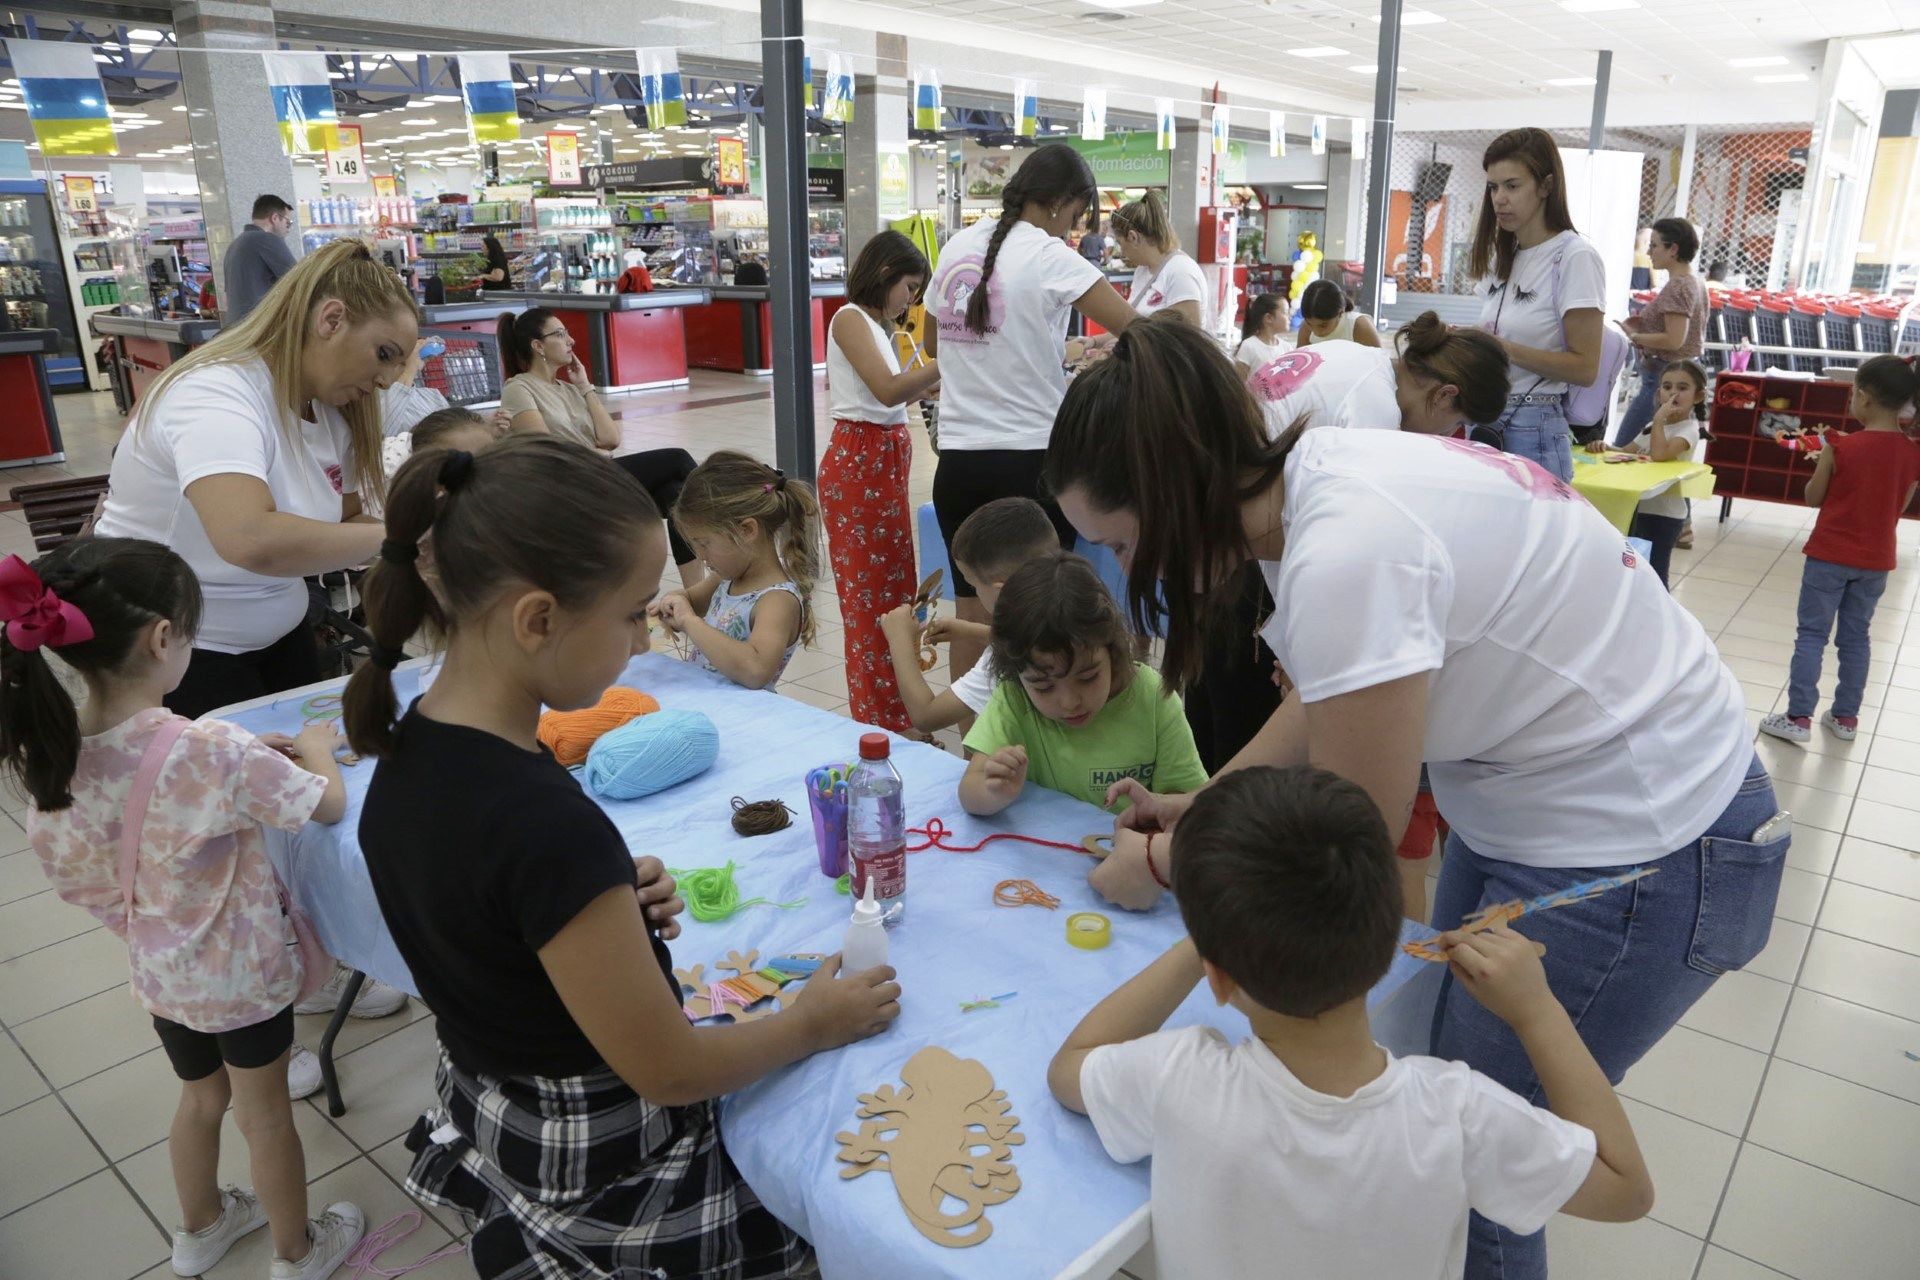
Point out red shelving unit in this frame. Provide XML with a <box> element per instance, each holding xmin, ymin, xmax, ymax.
<box><xmin>1708</xmin><ymin>372</ymin><xmax>1920</xmax><ymax>519</ymax></box>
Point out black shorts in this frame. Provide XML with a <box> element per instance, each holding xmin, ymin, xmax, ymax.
<box><xmin>930</xmin><ymin>449</ymin><xmax>1075</xmax><ymax>598</ymax></box>
<box><xmin>152</xmin><ymin>1005</ymin><xmax>296</xmax><ymax>1081</ymax></box>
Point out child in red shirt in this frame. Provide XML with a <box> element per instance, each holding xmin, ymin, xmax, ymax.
<box><xmin>1762</xmin><ymin>355</ymin><xmax>1920</xmax><ymax>744</ymax></box>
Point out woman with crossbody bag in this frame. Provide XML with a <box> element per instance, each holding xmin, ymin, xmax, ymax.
<box><xmin>2</xmin><ymin>538</ymin><xmax>369</xmax><ymax>1280</ymax></box>
<box><xmin>1473</xmin><ymin>127</ymin><xmax>1608</xmax><ymax>482</ymax></box>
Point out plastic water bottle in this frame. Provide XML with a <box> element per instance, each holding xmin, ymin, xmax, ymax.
<box><xmin>847</xmin><ymin>732</ymin><xmax>906</xmax><ymax>922</ymax></box>
<box><xmin>840</xmin><ymin>876</ymin><xmax>890</xmax><ymax>974</ymax></box>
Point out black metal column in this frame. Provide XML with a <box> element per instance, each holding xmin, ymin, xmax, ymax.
<box><xmin>760</xmin><ymin>0</ymin><xmax>816</xmax><ymax>481</ymax></box>
<box><xmin>1356</xmin><ymin>0</ymin><xmax>1403</xmax><ymax>317</ymax></box>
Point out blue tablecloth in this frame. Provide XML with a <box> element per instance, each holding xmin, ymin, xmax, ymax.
<box><xmin>230</xmin><ymin>653</ymin><xmax>1441</xmax><ymax>1279</ymax></box>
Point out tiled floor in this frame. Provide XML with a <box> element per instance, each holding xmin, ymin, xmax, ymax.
<box><xmin>4</xmin><ymin>382</ymin><xmax>1920</xmax><ymax>1279</ymax></box>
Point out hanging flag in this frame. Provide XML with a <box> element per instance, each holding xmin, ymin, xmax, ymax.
<box><xmin>457</xmin><ymin>53</ymin><xmax>520</xmax><ymax>145</ymax></box>
<box><xmin>1211</xmin><ymin>106</ymin><xmax>1230</xmax><ymax>155</ymax></box>
<box><xmin>913</xmin><ymin>68</ymin><xmax>941</xmax><ymax>131</ymax></box>
<box><xmin>1269</xmin><ymin>110</ymin><xmax>1286</xmax><ymax>158</ymax></box>
<box><xmin>6</xmin><ymin>39</ymin><xmax>116</xmax><ymax>157</ymax></box>
<box><xmin>1081</xmin><ymin>87</ymin><xmax>1107</xmax><ymax>142</ymax></box>
<box><xmin>263</xmin><ymin>51</ymin><xmax>337</xmax><ymax>154</ymax></box>
<box><xmin>822</xmin><ymin>53</ymin><xmax>855</xmax><ymax>124</ymax></box>
<box><xmin>1310</xmin><ymin>115</ymin><xmax>1327</xmax><ymax>156</ymax></box>
<box><xmin>1155</xmin><ymin>100</ymin><xmax>1176</xmax><ymax>151</ymax></box>
<box><xmin>638</xmin><ymin>48</ymin><xmax>688</xmax><ymax>129</ymax></box>
<box><xmin>1014</xmin><ymin>80</ymin><xmax>1038</xmax><ymax>138</ymax></box>
<box><xmin>802</xmin><ymin>51</ymin><xmax>814</xmax><ymax>110</ymax></box>
<box><xmin>1352</xmin><ymin>116</ymin><xmax>1368</xmax><ymax>160</ymax></box>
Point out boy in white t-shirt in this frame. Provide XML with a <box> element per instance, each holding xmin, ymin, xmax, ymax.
<box><xmin>881</xmin><ymin>497</ymin><xmax>1060</xmax><ymax>733</ymax></box>
<box><xmin>1049</xmin><ymin>767</ymin><xmax>1653</xmax><ymax>1280</ymax></box>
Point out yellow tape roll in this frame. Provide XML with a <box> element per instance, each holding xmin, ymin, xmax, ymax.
<box><xmin>1065</xmin><ymin>911</ymin><xmax>1111</xmax><ymax>950</ymax></box>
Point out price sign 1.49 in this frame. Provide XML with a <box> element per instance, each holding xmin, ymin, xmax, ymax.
<box><xmin>327</xmin><ymin>124</ymin><xmax>366</xmax><ymax>184</ymax></box>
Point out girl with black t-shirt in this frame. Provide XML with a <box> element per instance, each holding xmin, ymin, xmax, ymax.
<box><xmin>343</xmin><ymin>437</ymin><xmax>900</xmax><ymax>1279</ymax></box>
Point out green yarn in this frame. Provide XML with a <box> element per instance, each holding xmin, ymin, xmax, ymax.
<box><xmin>667</xmin><ymin>861</ymin><xmax>806</xmax><ymax>923</ymax></box>
<box><xmin>835</xmin><ymin>874</ymin><xmax>851</xmax><ymax>895</ymax></box>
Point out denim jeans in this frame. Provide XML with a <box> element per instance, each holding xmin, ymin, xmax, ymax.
<box><xmin>1611</xmin><ymin>360</ymin><xmax>1663</xmax><ymax>448</ymax></box>
<box><xmin>1430</xmin><ymin>754</ymin><xmax>1786</xmax><ymax>1280</ymax></box>
<box><xmin>1788</xmin><ymin>555</ymin><xmax>1889</xmax><ymax>719</ymax></box>
<box><xmin>1629</xmin><ymin>511</ymin><xmax>1685</xmax><ymax>588</ymax></box>
<box><xmin>1481</xmin><ymin>399</ymin><xmax>1574</xmax><ymax>483</ymax></box>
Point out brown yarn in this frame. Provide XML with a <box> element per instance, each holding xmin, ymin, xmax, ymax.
<box><xmin>731</xmin><ymin>796</ymin><xmax>794</xmax><ymax>837</ymax></box>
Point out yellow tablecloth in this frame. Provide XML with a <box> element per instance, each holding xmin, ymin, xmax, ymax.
<box><xmin>1570</xmin><ymin>456</ymin><xmax>1717</xmax><ymax>532</ymax></box>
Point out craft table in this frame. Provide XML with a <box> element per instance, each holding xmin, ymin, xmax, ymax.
<box><xmin>217</xmin><ymin>653</ymin><xmax>1443</xmax><ymax>1280</ymax></box>
<box><xmin>1569</xmin><ymin>452</ymin><xmax>1717</xmax><ymax>533</ymax></box>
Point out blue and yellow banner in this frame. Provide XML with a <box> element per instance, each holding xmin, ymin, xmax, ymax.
<box><xmin>457</xmin><ymin>53</ymin><xmax>520</xmax><ymax>145</ymax></box>
<box><xmin>913</xmin><ymin>68</ymin><xmax>941</xmax><ymax>132</ymax></box>
<box><xmin>1269</xmin><ymin>110</ymin><xmax>1286</xmax><ymax>158</ymax></box>
<box><xmin>1155</xmin><ymin>100</ymin><xmax>1176</xmax><ymax>152</ymax></box>
<box><xmin>1014</xmin><ymin>80</ymin><xmax>1037</xmax><ymax>138</ymax></box>
<box><xmin>263</xmin><ymin>52</ymin><xmax>337</xmax><ymax>154</ymax></box>
<box><xmin>639</xmin><ymin>48</ymin><xmax>687</xmax><ymax>129</ymax></box>
<box><xmin>5</xmin><ymin>39</ymin><xmax>116</xmax><ymax>157</ymax></box>
<box><xmin>1211</xmin><ymin>106</ymin><xmax>1230</xmax><ymax>155</ymax></box>
<box><xmin>1082</xmin><ymin>88</ymin><xmax>1106</xmax><ymax>142</ymax></box>
<box><xmin>822</xmin><ymin>53</ymin><xmax>854</xmax><ymax>125</ymax></box>
<box><xmin>802</xmin><ymin>52</ymin><xmax>814</xmax><ymax>110</ymax></box>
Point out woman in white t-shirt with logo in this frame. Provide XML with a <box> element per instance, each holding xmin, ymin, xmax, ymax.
<box><xmin>1473</xmin><ymin>127</ymin><xmax>1608</xmax><ymax>485</ymax></box>
<box><xmin>1046</xmin><ymin>320</ymin><xmax>1785</xmax><ymax>1280</ymax></box>
<box><xmin>95</xmin><ymin>240</ymin><xmax>417</xmax><ymax>718</ymax></box>
<box><xmin>923</xmin><ymin>143</ymin><xmax>1137</xmax><ymax>683</ymax></box>
<box><xmin>1111</xmin><ymin>190</ymin><xmax>1210</xmax><ymax>330</ymax></box>
<box><xmin>1253</xmin><ymin>312</ymin><xmax>1512</xmax><ymax>436</ymax></box>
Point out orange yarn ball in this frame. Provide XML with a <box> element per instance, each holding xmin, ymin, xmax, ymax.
<box><xmin>538</xmin><ymin>687</ymin><xmax>661</xmax><ymax>766</ymax></box>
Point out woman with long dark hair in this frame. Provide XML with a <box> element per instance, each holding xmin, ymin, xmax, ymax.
<box><xmin>921</xmin><ymin>142</ymin><xmax>1137</xmax><ymax>689</ymax></box>
<box><xmin>495</xmin><ymin>308</ymin><xmax>703</xmax><ymax>581</ymax></box>
<box><xmin>819</xmin><ymin>230</ymin><xmax>941</xmax><ymax>729</ymax></box>
<box><xmin>1044</xmin><ymin>318</ymin><xmax>1784</xmax><ymax>1280</ymax></box>
<box><xmin>1471</xmin><ymin>127</ymin><xmax>1607</xmax><ymax>483</ymax></box>
<box><xmin>479</xmin><ymin>234</ymin><xmax>513</xmax><ymax>290</ymax></box>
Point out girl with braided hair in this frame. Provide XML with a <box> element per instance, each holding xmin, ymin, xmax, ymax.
<box><xmin>922</xmin><ymin>142</ymin><xmax>1137</xmax><ymax>689</ymax></box>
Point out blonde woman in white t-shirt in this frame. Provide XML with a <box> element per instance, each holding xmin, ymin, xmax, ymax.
<box><xmin>923</xmin><ymin>143</ymin><xmax>1137</xmax><ymax>682</ymax></box>
<box><xmin>1111</xmin><ymin>190</ymin><xmax>1210</xmax><ymax>329</ymax></box>
<box><xmin>1472</xmin><ymin>127</ymin><xmax>1607</xmax><ymax>485</ymax></box>
<box><xmin>1046</xmin><ymin>320</ymin><xmax>1784</xmax><ymax>1280</ymax></box>
<box><xmin>94</xmin><ymin>240</ymin><xmax>416</xmax><ymax>719</ymax></box>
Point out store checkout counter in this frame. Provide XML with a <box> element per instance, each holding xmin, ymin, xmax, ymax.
<box><xmin>0</xmin><ymin>328</ymin><xmax>67</xmax><ymax>468</ymax></box>
<box><xmin>684</xmin><ymin>282</ymin><xmax>847</xmax><ymax>375</ymax></box>
<box><xmin>92</xmin><ymin>315</ymin><xmax>222</xmax><ymax>417</ymax></box>
<box><xmin>441</xmin><ymin>289</ymin><xmax>711</xmax><ymax>392</ymax></box>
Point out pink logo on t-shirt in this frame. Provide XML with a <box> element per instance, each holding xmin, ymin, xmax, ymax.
<box><xmin>1436</xmin><ymin>436</ymin><xmax>1575</xmax><ymax>502</ymax></box>
<box><xmin>1248</xmin><ymin>349</ymin><xmax>1325</xmax><ymax>404</ymax></box>
<box><xmin>1144</xmin><ymin>289</ymin><xmax>1166</xmax><ymax>309</ymax></box>
<box><xmin>929</xmin><ymin>252</ymin><xmax>1002</xmax><ymax>345</ymax></box>
<box><xmin>324</xmin><ymin>463</ymin><xmax>343</xmax><ymax>495</ymax></box>
<box><xmin>1622</xmin><ymin>542</ymin><xmax>1639</xmax><ymax>569</ymax></box>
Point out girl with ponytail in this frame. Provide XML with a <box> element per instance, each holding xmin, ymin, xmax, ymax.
<box><xmin>652</xmin><ymin>449</ymin><xmax>822</xmax><ymax>689</ymax></box>
<box><xmin>1</xmin><ymin>537</ymin><xmax>369</xmax><ymax>1278</ymax></box>
<box><xmin>1047</xmin><ymin>317</ymin><xmax>1779</xmax><ymax>1280</ymax></box>
<box><xmin>922</xmin><ymin>142</ymin><xmax>1138</xmax><ymax>683</ymax></box>
<box><xmin>344</xmin><ymin>436</ymin><xmax>896</xmax><ymax>1278</ymax></box>
<box><xmin>1112</xmin><ymin>188</ymin><xmax>1211</xmax><ymax>329</ymax></box>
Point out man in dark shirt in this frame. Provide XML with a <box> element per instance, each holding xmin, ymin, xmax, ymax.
<box><xmin>223</xmin><ymin>194</ymin><xmax>298</xmax><ymax>323</ymax></box>
<box><xmin>733</xmin><ymin>255</ymin><xmax>769</xmax><ymax>286</ymax></box>
<box><xmin>1079</xmin><ymin>219</ymin><xmax>1110</xmax><ymax>268</ymax></box>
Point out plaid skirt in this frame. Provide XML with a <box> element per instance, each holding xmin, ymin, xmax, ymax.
<box><xmin>404</xmin><ymin>1045</ymin><xmax>811</xmax><ymax>1279</ymax></box>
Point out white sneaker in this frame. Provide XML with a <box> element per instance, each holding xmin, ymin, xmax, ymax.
<box><xmin>268</xmin><ymin>1202</ymin><xmax>366</xmax><ymax>1280</ymax></box>
<box><xmin>171</xmin><ymin>1186</ymin><xmax>266</xmax><ymax>1275</ymax></box>
<box><xmin>294</xmin><ymin>968</ymin><xmax>410</xmax><ymax>1019</ymax></box>
<box><xmin>1758</xmin><ymin>712</ymin><xmax>1811</xmax><ymax>744</ymax></box>
<box><xmin>1821</xmin><ymin>711</ymin><xmax>1860</xmax><ymax>741</ymax></box>
<box><xmin>287</xmin><ymin>1044</ymin><xmax>322</xmax><ymax>1101</ymax></box>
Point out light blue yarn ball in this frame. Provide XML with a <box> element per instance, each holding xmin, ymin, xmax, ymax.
<box><xmin>584</xmin><ymin>708</ymin><xmax>719</xmax><ymax>800</ymax></box>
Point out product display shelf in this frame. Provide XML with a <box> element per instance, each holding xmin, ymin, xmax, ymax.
<box><xmin>1706</xmin><ymin>372</ymin><xmax>1920</xmax><ymax>517</ymax></box>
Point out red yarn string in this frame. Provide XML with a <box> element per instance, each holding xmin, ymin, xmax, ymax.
<box><xmin>906</xmin><ymin>818</ymin><xmax>1090</xmax><ymax>856</ymax></box>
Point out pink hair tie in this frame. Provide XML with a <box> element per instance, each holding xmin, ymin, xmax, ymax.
<box><xmin>0</xmin><ymin>555</ymin><xmax>94</xmax><ymax>653</ymax></box>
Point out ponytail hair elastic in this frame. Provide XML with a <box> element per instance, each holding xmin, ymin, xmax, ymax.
<box><xmin>764</xmin><ymin>468</ymin><xmax>787</xmax><ymax>493</ymax></box>
<box><xmin>369</xmin><ymin>645</ymin><xmax>407</xmax><ymax>671</ymax></box>
<box><xmin>379</xmin><ymin>538</ymin><xmax>420</xmax><ymax>566</ymax></box>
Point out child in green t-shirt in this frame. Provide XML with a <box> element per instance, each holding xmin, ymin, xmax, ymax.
<box><xmin>960</xmin><ymin>552</ymin><xmax>1208</xmax><ymax>816</ymax></box>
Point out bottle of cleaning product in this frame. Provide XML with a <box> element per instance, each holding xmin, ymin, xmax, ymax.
<box><xmin>840</xmin><ymin>876</ymin><xmax>890</xmax><ymax>973</ymax></box>
<box><xmin>847</xmin><ymin>732</ymin><xmax>905</xmax><ymax>922</ymax></box>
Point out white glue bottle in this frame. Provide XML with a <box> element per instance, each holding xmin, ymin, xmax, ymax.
<box><xmin>840</xmin><ymin>876</ymin><xmax>890</xmax><ymax>974</ymax></box>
